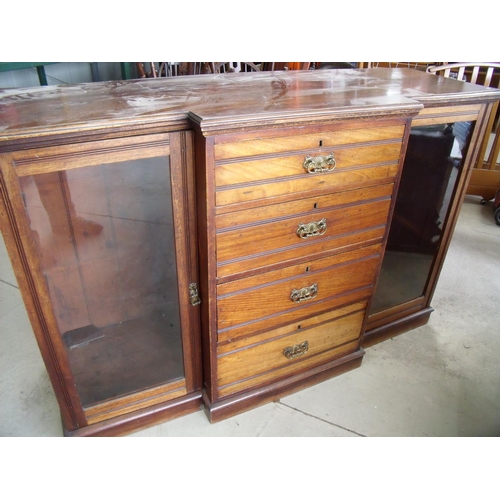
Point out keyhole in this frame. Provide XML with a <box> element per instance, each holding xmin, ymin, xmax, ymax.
<box><xmin>305</xmin><ymin>266</ymin><xmax>310</xmax><ymax>273</ymax></box>
<box><xmin>319</xmin><ymin>140</ymin><xmax>323</xmax><ymax>147</ymax></box>
<box><xmin>313</xmin><ymin>203</ymin><xmax>318</xmax><ymax>209</ymax></box>
<box><xmin>297</xmin><ymin>324</ymin><xmax>301</xmax><ymax>330</ymax></box>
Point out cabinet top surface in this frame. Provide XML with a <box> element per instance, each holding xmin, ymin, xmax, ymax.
<box><xmin>1</xmin><ymin>68</ymin><xmax>499</xmax><ymax>142</ymax></box>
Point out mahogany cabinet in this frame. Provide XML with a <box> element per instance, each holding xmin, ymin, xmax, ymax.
<box><xmin>1</xmin><ymin>69</ymin><xmax>499</xmax><ymax>435</ymax></box>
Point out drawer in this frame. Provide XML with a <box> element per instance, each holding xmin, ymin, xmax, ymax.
<box><xmin>217</xmin><ymin>302</ymin><xmax>366</xmax><ymax>397</ymax></box>
<box><xmin>215</xmin><ymin>143</ymin><xmax>402</xmax><ymax>207</ymax></box>
<box><xmin>216</xmin><ymin>186</ymin><xmax>391</xmax><ymax>278</ymax></box>
<box><xmin>217</xmin><ymin>244</ymin><xmax>381</xmax><ymax>342</ymax></box>
<box><xmin>216</xmin><ymin>183</ymin><xmax>393</xmax><ymax>230</ymax></box>
<box><xmin>214</xmin><ymin>124</ymin><xmax>405</xmax><ymax>160</ymax></box>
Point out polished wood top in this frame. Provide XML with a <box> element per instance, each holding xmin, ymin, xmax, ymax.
<box><xmin>1</xmin><ymin>68</ymin><xmax>499</xmax><ymax>143</ymax></box>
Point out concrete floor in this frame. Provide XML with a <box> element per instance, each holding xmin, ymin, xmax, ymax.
<box><xmin>1</xmin><ymin>195</ymin><xmax>499</xmax><ymax>437</ymax></box>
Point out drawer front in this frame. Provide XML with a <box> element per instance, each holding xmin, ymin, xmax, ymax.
<box><xmin>217</xmin><ymin>304</ymin><xmax>366</xmax><ymax>397</ymax></box>
<box><xmin>215</xmin><ymin>144</ymin><xmax>401</xmax><ymax>207</ymax></box>
<box><xmin>216</xmin><ymin>193</ymin><xmax>391</xmax><ymax>278</ymax></box>
<box><xmin>214</xmin><ymin>124</ymin><xmax>405</xmax><ymax>160</ymax></box>
<box><xmin>208</xmin><ymin>122</ymin><xmax>407</xmax><ymax>403</ymax></box>
<box><xmin>217</xmin><ymin>244</ymin><xmax>381</xmax><ymax>340</ymax></box>
<box><xmin>216</xmin><ymin>184</ymin><xmax>393</xmax><ymax>230</ymax></box>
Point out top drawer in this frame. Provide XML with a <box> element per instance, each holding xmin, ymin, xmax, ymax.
<box><xmin>213</xmin><ymin>124</ymin><xmax>406</xmax><ymax>208</ymax></box>
<box><xmin>214</xmin><ymin>124</ymin><xmax>405</xmax><ymax>160</ymax></box>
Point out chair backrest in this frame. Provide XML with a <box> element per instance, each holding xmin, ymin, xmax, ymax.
<box><xmin>214</xmin><ymin>62</ymin><xmax>261</xmax><ymax>73</ymax></box>
<box><xmin>426</xmin><ymin>63</ymin><xmax>500</xmax><ymax>88</ymax></box>
<box><xmin>359</xmin><ymin>62</ymin><xmax>442</xmax><ymax>71</ymax></box>
<box><xmin>427</xmin><ymin>63</ymin><xmax>500</xmax><ymax>172</ymax></box>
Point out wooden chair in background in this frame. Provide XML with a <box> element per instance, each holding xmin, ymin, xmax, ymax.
<box><xmin>211</xmin><ymin>62</ymin><xmax>261</xmax><ymax>73</ymax></box>
<box><xmin>426</xmin><ymin>63</ymin><xmax>500</xmax><ymax>202</ymax></box>
<box><xmin>137</xmin><ymin>62</ymin><xmax>261</xmax><ymax>76</ymax></box>
<box><xmin>358</xmin><ymin>62</ymin><xmax>443</xmax><ymax>71</ymax></box>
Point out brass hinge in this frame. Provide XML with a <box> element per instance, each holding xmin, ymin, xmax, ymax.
<box><xmin>189</xmin><ymin>282</ymin><xmax>201</xmax><ymax>306</ymax></box>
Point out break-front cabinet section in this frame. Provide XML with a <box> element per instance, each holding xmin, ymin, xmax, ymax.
<box><xmin>365</xmin><ymin>102</ymin><xmax>495</xmax><ymax>346</ymax></box>
<box><xmin>0</xmin><ymin>131</ymin><xmax>202</xmax><ymax>436</ymax></box>
<box><xmin>190</xmin><ymin>108</ymin><xmax>419</xmax><ymax>423</ymax></box>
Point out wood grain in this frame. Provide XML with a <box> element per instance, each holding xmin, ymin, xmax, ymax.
<box><xmin>215</xmin><ymin>163</ymin><xmax>399</xmax><ymax>206</ymax></box>
<box><xmin>216</xmin><ymin>198</ymin><xmax>391</xmax><ymax>273</ymax></box>
<box><xmin>217</xmin><ymin>249</ymin><xmax>380</xmax><ymax>329</ymax></box>
<box><xmin>217</xmin><ymin>309</ymin><xmax>364</xmax><ymax>394</ymax></box>
<box><xmin>218</xmin><ymin>300</ymin><xmax>368</xmax><ymax>353</ymax></box>
<box><xmin>214</xmin><ymin>125</ymin><xmax>404</xmax><ymax>160</ymax></box>
<box><xmin>216</xmin><ymin>184</ymin><xmax>393</xmax><ymax>230</ymax></box>
<box><xmin>215</xmin><ymin>142</ymin><xmax>402</xmax><ymax>188</ymax></box>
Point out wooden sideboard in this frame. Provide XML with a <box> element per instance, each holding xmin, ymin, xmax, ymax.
<box><xmin>1</xmin><ymin>69</ymin><xmax>499</xmax><ymax>436</ymax></box>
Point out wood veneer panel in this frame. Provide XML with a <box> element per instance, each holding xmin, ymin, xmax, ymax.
<box><xmin>12</xmin><ymin>135</ymin><xmax>170</xmax><ymax>176</ymax></box>
<box><xmin>214</xmin><ymin>125</ymin><xmax>404</xmax><ymax>160</ymax></box>
<box><xmin>413</xmin><ymin>104</ymin><xmax>480</xmax><ymax>127</ymax></box>
<box><xmin>218</xmin><ymin>337</ymin><xmax>361</xmax><ymax>397</ymax></box>
<box><xmin>218</xmin><ymin>300</ymin><xmax>368</xmax><ymax>353</ymax></box>
<box><xmin>217</xmin><ymin>244</ymin><xmax>381</xmax><ymax>296</ymax></box>
<box><xmin>217</xmin><ymin>250</ymin><xmax>380</xmax><ymax>330</ymax></box>
<box><xmin>215</xmin><ymin>143</ymin><xmax>401</xmax><ymax>188</ymax></box>
<box><xmin>216</xmin><ymin>163</ymin><xmax>399</xmax><ymax>206</ymax></box>
<box><xmin>216</xmin><ymin>198</ymin><xmax>390</xmax><ymax>276</ymax></box>
<box><xmin>216</xmin><ymin>184</ymin><xmax>393</xmax><ymax>229</ymax></box>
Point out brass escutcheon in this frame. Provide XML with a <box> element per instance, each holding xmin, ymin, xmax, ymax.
<box><xmin>297</xmin><ymin>218</ymin><xmax>327</xmax><ymax>239</ymax></box>
<box><xmin>189</xmin><ymin>283</ymin><xmax>201</xmax><ymax>306</ymax></box>
<box><xmin>290</xmin><ymin>283</ymin><xmax>318</xmax><ymax>303</ymax></box>
<box><xmin>303</xmin><ymin>153</ymin><xmax>336</xmax><ymax>173</ymax></box>
<box><xmin>283</xmin><ymin>340</ymin><xmax>309</xmax><ymax>359</ymax></box>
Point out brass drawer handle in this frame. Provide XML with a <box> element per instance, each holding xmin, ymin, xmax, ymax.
<box><xmin>303</xmin><ymin>153</ymin><xmax>336</xmax><ymax>173</ymax></box>
<box><xmin>283</xmin><ymin>340</ymin><xmax>309</xmax><ymax>359</ymax></box>
<box><xmin>297</xmin><ymin>218</ymin><xmax>327</xmax><ymax>239</ymax></box>
<box><xmin>290</xmin><ymin>283</ymin><xmax>318</xmax><ymax>303</ymax></box>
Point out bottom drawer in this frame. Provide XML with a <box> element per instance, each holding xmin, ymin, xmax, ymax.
<box><xmin>217</xmin><ymin>301</ymin><xmax>365</xmax><ymax>398</ymax></box>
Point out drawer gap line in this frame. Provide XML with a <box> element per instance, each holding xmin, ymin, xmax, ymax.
<box><xmin>217</xmin><ymin>307</ymin><xmax>367</xmax><ymax>356</ymax></box>
<box><xmin>217</xmin><ymin>285</ymin><xmax>373</xmax><ymax>334</ymax></box>
<box><xmin>217</xmin><ymin>293</ymin><xmax>372</xmax><ymax>345</ymax></box>
<box><xmin>215</xmin><ymin>196</ymin><xmax>392</xmax><ymax>233</ymax></box>
<box><xmin>217</xmin><ymin>342</ymin><xmax>360</xmax><ymax>391</ymax></box>
<box><xmin>215</xmin><ymin>160</ymin><xmax>399</xmax><ymax>191</ymax></box>
<box><xmin>214</xmin><ymin>139</ymin><xmax>403</xmax><ymax>166</ymax></box>
<box><xmin>217</xmin><ymin>253</ymin><xmax>380</xmax><ymax>299</ymax></box>
<box><xmin>216</xmin><ymin>225</ymin><xmax>386</xmax><ymax>267</ymax></box>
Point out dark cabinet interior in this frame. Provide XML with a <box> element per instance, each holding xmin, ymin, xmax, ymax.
<box><xmin>370</xmin><ymin>121</ymin><xmax>474</xmax><ymax>314</ymax></box>
<box><xmin>19</xmin><ymin>156</ymin><xmax>185</xmax><ymax>406</ymax></box>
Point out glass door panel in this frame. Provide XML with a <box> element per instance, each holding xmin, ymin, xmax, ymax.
<box><xmin>370</xmin><ymin>121</ymin><xmax>475</xmax><ymax>313</ymax></box>
<box><xmin>19</xmin><ymin>156</ymin><xmax>184</xmax><ymax>406</ymax></box>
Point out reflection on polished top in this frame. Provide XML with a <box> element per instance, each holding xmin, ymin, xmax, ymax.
<box><xmin>1</xmin><ymin>68</ymin><xmax>500</xmax><ymax>141</ymax></box>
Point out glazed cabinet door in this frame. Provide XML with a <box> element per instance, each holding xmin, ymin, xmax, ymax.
<box><xmin>0</xmin><ymin>131</ymin><xmax>202</xmax><ymax>434</ymax></box>
<box><xmin>365</xmin><ymin>104</ymin><xmax>489</xmax><ymax>346</ymax></box>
